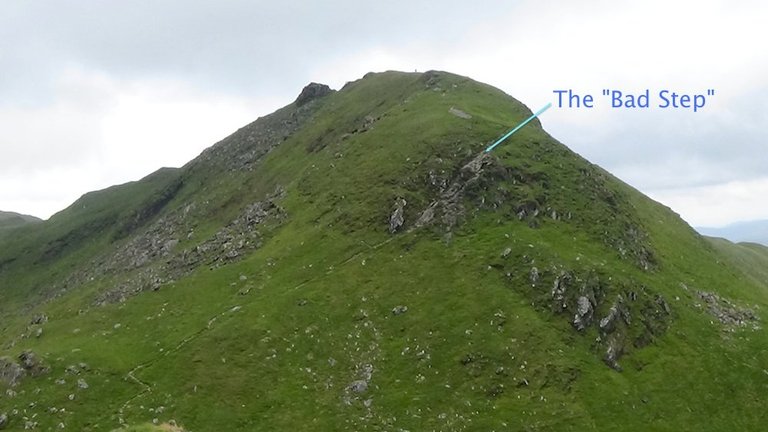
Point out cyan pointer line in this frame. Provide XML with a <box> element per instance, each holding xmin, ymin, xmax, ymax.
<box><xmin>484</xmin><ymin>102</ymin><xmax>553</xmax><ymax>153</ymax></box>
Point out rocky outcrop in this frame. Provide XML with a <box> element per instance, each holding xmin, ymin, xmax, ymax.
<box><xmin>415</xmin><ymin>152</ymin><xmax>493</xmax><ymax>231</ymax></box>
<box><xmin>388</xmin><ymin>198</ymin><xmax>406</xmax><ymax>233</ymax></box>
<box><xmin>551</xmin><ymin>272</ymin><xmax>572</xmax><ymax>313</ymax></box>
<box><xmin>0</xmin><ymin>351</ymin><xmax>48</xmax><ymax>387</ymax></box>
<box><xmin>92</xmin><ymin>187</ymin><xmax>286</xmax><ymax>306</ymax></box>
<box><xmin>295</xmin><ymin>83</ymin><xmax>333</xmax><ymax>107</ymax></box>
<box><xmin>508</xmin><ymin>264</ymin><xmax>671</xmax><ymax>370</ymax></box>
<box><xmin>696</xmin><ymin>291</ymin><xmax>759</xmax><ymax>330</ymax></box>
<box><xmin>598</xmin><ymin>296</ymin><xmax>632</xmax><ymax>371</ymax></box>
<box><xmin>573</xmin><ymin>296</ymin><xmax>594</xmax><ymax>331</ymax></box>
<box><xmin>599</xmin><ymin>295</ymin><xmax>631</xmax><ymax>333</ymax></box>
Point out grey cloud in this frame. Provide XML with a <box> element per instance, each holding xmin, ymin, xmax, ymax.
<box><xmin>558</xmin><ymin>88</ymin><xmax>768</xmax><ymax>191</ymax></box>
<box><xmin>1</xmin><ymin>0</ymin><xmax>514</xmax><ymax>100</ymax></box>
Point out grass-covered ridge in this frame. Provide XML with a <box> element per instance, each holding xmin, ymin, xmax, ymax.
<box><xmin>1</xmin><ymin>71</ymin><xmax>767</xmax><ymax>431</ymax></box>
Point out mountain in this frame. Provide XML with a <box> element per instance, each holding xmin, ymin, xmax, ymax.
<box><xmin>0</xmin><ymin>211</ymin><xmax>41</xmax><ymax>231</ymax></box>
<box><xmin>1</xmin><ymin>71</ymin><xmax>767</xmax><ymax>431</ymax></box>
<box><xmin>698</xmin><ymin>219</ymin><xmax>768</xmax><ymax>246</ymax></box>
<box><xmin>705</xmin><ymin>237</ymin><xmax>768</xmax><ymax>287</ymax></box>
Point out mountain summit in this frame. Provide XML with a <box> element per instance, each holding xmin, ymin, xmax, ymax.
<box><xmin>0</xmin><ymin>71</ymin><xmax>767</xmax><ymax>431</ymax></box>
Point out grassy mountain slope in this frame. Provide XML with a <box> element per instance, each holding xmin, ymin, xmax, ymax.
<box><xmin>706</xmin><ymin>237</ymin><xmax>768</xmax><ymax>288</ymax></box>
<box><xmin>1</xmin><ymin>71</ymin><xmax>767</xmax><ymax>431</ymax></box>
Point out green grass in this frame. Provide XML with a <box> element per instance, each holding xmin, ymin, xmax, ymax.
<box><xmin>1</xmin><ymin>70</ymin><xmax>768</xmax><ymax>431</ymax></box>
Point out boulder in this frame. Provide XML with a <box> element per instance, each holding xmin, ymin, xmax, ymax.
<box><xmin>0</xmin><ymin>357</ymin><xmax>24</xmax><ymax>387</ymax></box>
<box><xmin>392</xmin><ymin>305</ymin><xmax>408</xmax><ymax>315</ymax></box>
<box><xmin>348</xmin><ymin>380</ymin><xmax>368</xmax><ymax>393</ymax></box>
<box><xmin>18</xmin><ymin>350</ymin><xmax>48</xmax><ymax>377</ymax></box>
<box><xmin>389</xmin><ymin>198</ymin><xmax>407</xmax><ymax>233</ymax></box>
<box><xmin>449</xmin><ymin>107</ymin><xmax>472</xmax><ymax>119</ymax></box>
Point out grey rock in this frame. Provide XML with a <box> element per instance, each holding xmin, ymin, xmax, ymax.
<box><xmin>449</xmin><ymin>107</ymin><xmax>472</xmax><ymax>119</ymax></box>
<box><xmin>30</xmin><ymin>314</ymin><xmax>48</xmax><ymax>325</ymax></box>
<box><xmin>551</xmin><ymin>272</ymin><xmax>571</xmax><ymax>313</ymax></box>
<box><xmin>599</xmin><ymin>295</ymin><xmax>630</xmax><ymax>333</ymax></box>
<box><xmin>604</xmin><ymin>336</ymin><xmax>624</xmax><ymax>371</ymax></box>
<box><xmin>0</xmin><ymin>357</ymin><xmax>25</xmax><ymax>388</ymax></box>
<box><xmin>392</xmin><ymin>305</ymin><xmax>408</xmax><ymax>315</ymax></box>
<box><xmin>573</xmin><ymin>296</ymin><xmax>593</xmax><ymax>331</ymax></box>
<box><xmin>389</xmin><ymin>198</ymin><xmax>407</xmax><ymax>234</ymax></box>
<box><xmin>501</xmin><ymin>247</ymin><xmax>512</xmax><ymax>258</ymax></box>
<box><xmin>0</xmin><ymin>412</ymin><xmax>8</xmax><ymax>429</ymax></box>
<box><xmin>348</xmin><ymin>380</ymin><xmax>368</xmax><ymax>393</ymax></box>
<box><xmin>77</xmin><ymin>378</ymin><xmax>89</xmax><ymax>389</ymax></box>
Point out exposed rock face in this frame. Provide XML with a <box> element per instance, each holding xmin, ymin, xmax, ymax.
<box><xmin>415</xmin><ymin>152</ymin><xmax>493</xmax><ymax>231</ymax></box>
<box><xmin>295</xmin><ymin>83</ymin><xmax>333</xmax><ymax>107</ymax></box>
<box><xmin>599</xmin><ymin>295</ymin><xmax>630</xmax><ymax>333</ymax></box>
<box><xmin>551</xmin><ymin>272</ymin><xmax>572</xmax><ymax>313</ymax></box>
<box><xmin>597</xmin><ymin>296</ymin><xmax>631</xmax><ymax>371</ymax></box>
<box><xmin>603</xmin><ymin>335</ymin><xmax>624</xmax><ymax>371</ymax></box>
<box><xmin>506</xmin><ymin>264</ymin><xmax>672</xmax><ymax>370</ymax></box>
<box><xmin>573</xmin><ymin>296</ymin><xmax>593</xmax><ymax>331</ymax></box>
<box><xmin>389</xmin><ymin>198</ymin><xmax>406</xmax><ymax>233</ymax></box>
<box><xmin>91</xmin><ymin>187</ymin><xmax>287</xmax><ymax>306</ymax></box>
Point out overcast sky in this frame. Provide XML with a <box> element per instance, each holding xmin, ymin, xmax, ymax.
<box><xmin>1</xmin><ymin>0</ymin><xmax>766</xmax><ymax>227</ymax></box>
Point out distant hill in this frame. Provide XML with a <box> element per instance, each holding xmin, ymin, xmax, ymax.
<box><xmin>705</xmin><ymin>237</ymin><xmax>768</xmax><ymax>286</ymax></box>
<box><xmin>697</xmin><ymin>219</ymin><xmax>768</xmax><ymax>246</ymax></box>
<box><xmin>0</xmin><ymin>210</ymin><xmax>41</xmax><ymax>230</ymax></box>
